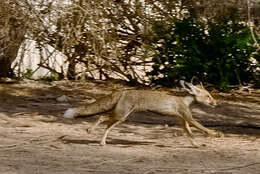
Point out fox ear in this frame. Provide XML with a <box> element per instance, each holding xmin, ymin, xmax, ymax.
<box><xmin>180</xmin><ymin>80</ymin><xmax>201</xmax><ymax>95</ymax></box>
<box><xmin>200</xmin><ymin>82</ymin><xmax>205</xmax><ymax>89</ymax></box>
<box><xmin>180</xmin><ymin>80</ymin><xmax>195</xmax><ymax>94</ymax></box>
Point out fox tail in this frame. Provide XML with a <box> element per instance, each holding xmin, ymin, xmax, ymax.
<box><xmin>63</xmin><ymin>91</ymin><xmax>122</xmax><ymax>119</ymax></box>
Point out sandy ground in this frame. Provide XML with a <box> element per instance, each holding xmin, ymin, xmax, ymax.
<box><xmin>0</xmin><ymin>80</ymin><xmax>259</xmax><ymax>174</ymax></box>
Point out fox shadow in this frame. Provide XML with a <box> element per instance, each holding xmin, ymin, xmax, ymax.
<box><xmin>61</xmin><ymin>137</ymin><xmax>154</xmax><ymax>146</ymax></box>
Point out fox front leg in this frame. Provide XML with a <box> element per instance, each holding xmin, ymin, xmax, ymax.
<box><xmin>180</xmin><ymin>119</ymin><xmax>200</xmax><ymax>148</ymax></box>
<box><xmin>181</xmin><ymin>119</ymin><xmax>194</xmax><ymax>137</ymax></box>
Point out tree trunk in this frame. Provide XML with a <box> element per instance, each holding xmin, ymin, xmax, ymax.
<box><xmin>67</xmin><ymin>58</ymin><xmax>76</xmax><ymax>80</ymax></box>
<box><xmin>0</xmin><ymin>17</ymin><xmax>25</xmax><ymax>78</ymax></box>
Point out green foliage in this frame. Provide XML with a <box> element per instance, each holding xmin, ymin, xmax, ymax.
<box><xmin>147</xmin><ymin>16</ymin><xmax>259</xmax><ymax>90</ymax></box>
<box><xmin>39</xmin><ymin>71</ymin><xmax>60</xmax><ymax>82</ymax></box>
<box><xmin>23</xmin><ymin>69</ymin><xmax>34</xmax><ymax>79</ymax></box>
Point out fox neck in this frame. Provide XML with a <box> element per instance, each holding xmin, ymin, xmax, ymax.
<box><xmin>183</xmin><ymin>95</ymin><xmax>195</xmax><ymax>106</ymax></box>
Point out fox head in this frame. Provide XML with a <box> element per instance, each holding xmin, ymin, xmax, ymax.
<box><xmin>180</xmin><ymin>80</ymin><xmax>217</xmax><ymax>106</ymax></box>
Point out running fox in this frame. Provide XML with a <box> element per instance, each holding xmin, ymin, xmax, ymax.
<box><xmin>64</xmin><ymin>81</ymin><xmax>221</xmax><ymax>146</ymax></box>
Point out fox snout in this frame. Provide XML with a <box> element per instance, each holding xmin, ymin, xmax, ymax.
<box><xmin>207</xmin><ymin>98</ymin><xmax>217</xmax><ymax>107</ymax></box>
<box><xmin>210</xmin><ymin>100</ymin><xmax>217</xmax><ymax>106</ymax></box>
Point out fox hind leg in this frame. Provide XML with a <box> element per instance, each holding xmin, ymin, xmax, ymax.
<box><xmin>87</xmin><ymin>115</ymin><xmax>109</xmax><ymax>134</ymax></box>
<box><xmin>100</xmin><ymin>106</ymin><xmax>135</xmax><ymax>146</ymax></box>
<box><xmin>100</xmin><ymin>119</ymin><xmax>122</xmax><ymax>146</ymax></box>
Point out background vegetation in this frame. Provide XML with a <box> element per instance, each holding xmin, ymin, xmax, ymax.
<box><xmin>0</xmin><ymin>0</ymin><xmax>259</xmax><ymax>90</ymax></box>
<box><xmin>148</xmin><ymin>15</ymin><xmax>259</xmax><ymax>90</ymax></box>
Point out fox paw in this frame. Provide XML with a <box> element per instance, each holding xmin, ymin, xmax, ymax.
<box><xmin>100</xmin><ymin>140</ymin><xmax>106</xmax><ymax>146</ymax></box>
<box><xmin>207</xmin><ymin>131</ymin><xmax>223</xmax><ymax>138</ymax></box>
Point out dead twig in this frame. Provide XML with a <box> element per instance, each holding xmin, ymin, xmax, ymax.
<box><xmin>143</xmin><ymin>163</ymin><xmax>260</xmax><ymax>174</ymax></box>
<box><xmin>219</xmin><ymin>162</ymin><xmax>260</xmax><ymax>171</ymax></box>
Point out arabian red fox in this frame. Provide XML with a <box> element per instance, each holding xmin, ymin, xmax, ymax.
<box><xmin>64</xmin><ymin>81</ymin><xmax>221</xmax><ymax>146</ymax></box>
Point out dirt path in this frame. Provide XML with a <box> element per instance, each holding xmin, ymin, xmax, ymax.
<box><xmin>0</xmin><ymin>80</ymin><xmax>259</xmax><ymax>174</ymax></box>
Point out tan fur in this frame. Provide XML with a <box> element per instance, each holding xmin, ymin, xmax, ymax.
<box><xmin>76</xmin><ymin>91</ymin><xmax>122</xmax><ymax>116</ymax></box>
<box><xmin>64</xmin><ymin>81</ymin><xmax>222</xmax><ymax>146</ymax></box>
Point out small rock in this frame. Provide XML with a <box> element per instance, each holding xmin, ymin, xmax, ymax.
<box><xmin>56</xmin><ymin>95</ymin><xmax>69</xmax><ymax>102</ymax></box>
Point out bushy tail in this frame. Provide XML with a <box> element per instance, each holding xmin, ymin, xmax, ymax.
<box><xmin>63</xmin><ymin>91</ymin><xmax>122</xmax><ymax>119</ymax></box>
